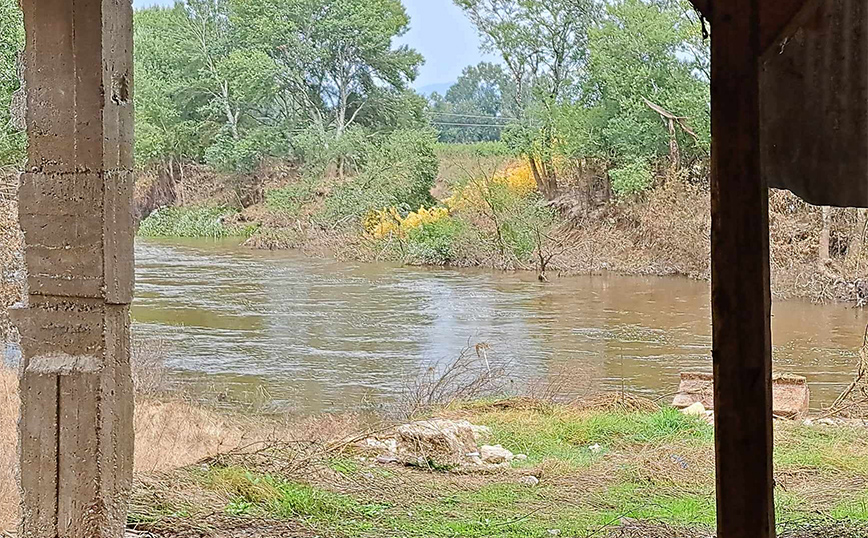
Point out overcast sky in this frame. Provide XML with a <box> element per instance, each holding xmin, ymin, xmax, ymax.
<box><xmin>131</xmin><ymin>0</ymin><xmax>495</xmax><ymax>89</ymax></box>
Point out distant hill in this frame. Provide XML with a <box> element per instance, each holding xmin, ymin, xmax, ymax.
<box><xmin>417</xmin><ymin>82</ymin><xmax>455</xmax><ymax>97</ymax></box>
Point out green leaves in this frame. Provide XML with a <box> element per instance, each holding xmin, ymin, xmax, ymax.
<box><xmin>0</xmin><ymin>0</ymin><xmax>24</xmax><ymax>166</ymax></box>
<box><xmin>586</xmin><ymin>0</ymin><xmax>710</xmax><ymax>169</ymax></box>
<box><xmin>231</xmin><ymin>0</ymin><xmax>422</xmax><ymax>137</ymax></box>
<box><xmin>457</xmin><ymin>0</ymin><xmax>710</xmax><ymax>197</ymax></box>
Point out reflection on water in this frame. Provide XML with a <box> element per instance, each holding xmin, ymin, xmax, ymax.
<box><xmin>133</xmin><ymin>238</ymin><xmax>868</xmax><ymax>414</ymax></box>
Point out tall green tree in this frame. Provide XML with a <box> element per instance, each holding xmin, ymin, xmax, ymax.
<box><xmin>455</xmin><ymin>0</ymin><xmax>600</xmax><ymax>199</ymax></box>
<box><xmin>585</xmin><ymin>0</ymin><xmax>709</xmax><ymax>194</ymax></box>
<box><xmin>430</xmin><ymin>62</ymin><xmax>514</xmax><ymax>143</ymax></box>
<box><xmin>135</xmin><ymin>2</ymin><xmax>280</xmax><ymax>173</ymax></box>
<box><xmin>232</xmin><ymin>0</ymin><xmax>423</xmax><ymax>142</ymax></box>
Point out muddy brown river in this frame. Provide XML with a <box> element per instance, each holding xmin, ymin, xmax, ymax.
<box><xmin>131</xmin><ymin>238</ymin><xmax>868</xmax><ymax>414</ymax></box>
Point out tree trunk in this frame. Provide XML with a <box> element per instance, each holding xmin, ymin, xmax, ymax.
<box><xmin>541</xmin><ymin>155</ymin><xmax>558</xmax><ymax>199</ymax></box>
<box><xmin>336</xmin><ymin>78</ymin><xmax>349</xmax><ymax>180</ymax></box>
<box><xmin>222</xmin><ymin>81</ymin><xmax>239</xmax><ymax>140</ymax></box>
<box><xmin>669</xmin><ymin>119</ymin><xmax>680</xmax><ymax>176</ymax></box>
<box><xmin>846</xmin><ymin>208</ymin><xmax>868</xmax><ymax>278</ymax></box>
<box><xmin>819</xmin><ymin>206</ymin><xmax>832</xmax><ymax>264</ymax></box>
<box><xmin>528</xmin><ymin>157</ymin><xmax>548</xmax><ymax>199</ymax></box>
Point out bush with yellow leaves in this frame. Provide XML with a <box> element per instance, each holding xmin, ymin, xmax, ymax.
<box><xmin>443</xmin><ymin>162</ymin><xmax>536</xmax><ymax>211</ymax></box>
<box><xmin>366</xmin><ymin>205</ymin><xmax>450</xmax><ymax>240</ymax></box>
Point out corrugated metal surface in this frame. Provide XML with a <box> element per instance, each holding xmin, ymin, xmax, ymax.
<box><xmin>761</xmin><ymin>0</ymin><xmax>868</xmax><ymax>207</ymax></box>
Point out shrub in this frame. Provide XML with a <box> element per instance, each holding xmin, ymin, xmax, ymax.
<box><xmin>266</xmin><ymin>179</ymin><xmax>315</xmax><ymax>216</ymax></box>
<box><xmin>289</xmin><ymin>125</ymin><xmax>369</xmax><ymax>179</ymax></box>
<box><xmin>610</xmin><ymin>160</ymin><xmax>654</xmax><ymax>197</ymax></box>
<box><xmin>323</xmin><ymin>128</ymin><xmax>438</xmax><ymax>221</ymax></box>
<box><xmin>406</xmin><ymin>216</ymin><xmax>468</xmax><ymax>265</ymax></box>
<box><xmin>137</xmin><ymin>206</ymin><xmax>253</xmax><ymax>238</ymax></box>
<box><xmin>205</xmin><ymin>126</ymin><xmax>288</xmax><ymax>173</ymax></box>
<box><xmin>366</xmin><ymin>205</ymin><xmax>450</xmax><ymax>239</ymax></box>
<box><xmin>500</xmin><ymin>195</ymin><xmax>557</xmax><ymax>261</ymax></box>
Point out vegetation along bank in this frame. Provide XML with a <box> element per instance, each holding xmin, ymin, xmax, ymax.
<box><xmin>2</xmin><ymin>0</ymin><xmax>866</xmax><ymax>304</ymax></box>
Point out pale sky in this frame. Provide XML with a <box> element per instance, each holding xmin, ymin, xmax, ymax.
<box><xmin>131</xmin><ymin>0</ymin><xmax>496</xmax><ymax>90</ymax></box>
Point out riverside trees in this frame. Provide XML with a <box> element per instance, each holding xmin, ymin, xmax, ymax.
<box><xmin>134</xmin><ymin>0</ymin><xmax>424</xmax><ymax>175</ymax></box>
<box><xmin>456</xmin><ymin>0</ymin><xmax>709</xmax><ymax>199</ymax></box>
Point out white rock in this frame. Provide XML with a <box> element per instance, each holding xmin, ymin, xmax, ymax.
<box><xmin>817</xmin><ymin>418</ymin><xmax>836</xmax><ymax>426</ymax></box>
<box><xmin>589</xmin><ymin>443</ymin><xmax>602</xmax><ymax>454</ymax></box>
<box><xmin>682</xmin><ymin>402</ymin><xmax>707</xmax><ymax>416</ymax></box>
<box><xmin>518</xmin><ymin>475</ymin><xmax>539</xmax><ymax>487</ymax></box>
<box><xmin>480</xmin><ymin>444</ymin><xmax>514</xmax><ymax>464</ymax></box>
<box><xmin>803</xmin><ymin>418</ymin><xmax>814</xmax><ymax>426</ymax></box>
<box><xmin>515</xmin><ymin>454</ymin><xmax>528</xmax><ymax>461</ymax></box>
<box><xmin>547</xmin><ymin>530</ymin><xmax>561</xmax><ymax>536</ymax></box>
<box><xmin>396</xmin><ymin>419</ymin><xmax>481</xmax><ymax>465</ymax></box>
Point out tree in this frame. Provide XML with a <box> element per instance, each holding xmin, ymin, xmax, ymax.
<box><xmin>585</xmin><ymin>0</ymin><xmax>709</xmax><ymax>193</ymax></box>
<box><xmin>430</xmin><ymin>62</ymin><xmax>514</xmax><ymax>143</ymax></box>
<box><xmin>232</xmin><ymin>0</ymin><xmax>423</xmax><ymax>143</ymax></box>
<box><xmin>134</xmin><ymin>3</ymin><xmax>280</xmax><ymax>173</ymax></box>
<box><xmin>0</xmin><ymin>0</ymin><xmax>24</xmax><ymax>166</ymax></box>
<box><xmin>455</xmin><ymin>0</ymin><xmax>600</xmax><ymax>199</ymax></box>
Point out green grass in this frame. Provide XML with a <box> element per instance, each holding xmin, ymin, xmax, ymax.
<box><xmin>132</xmin><ymin>406</ymin><xmax>868</xmax><ymax>537</ymax></box>
<box><xmin>137</xmin><ymin>206</ymin><xmax>255</xmax><ymax>238</ymax></box>
<box><xmin>832</xmin><ymin>491</ymin><xmax>868</xmax><ymax>521</ymax></box>
<box><xmin>598</xmin><ymin>482</ymin><xmax>716</xmax><ymax>527</ymax></box>
<box><xmin>775</xmin><ymin>424</ymin><xmax>868</xmax><ymax>475</ymax></box>
<box><xmin>203</xmin><ymin>465</ymin><xmax>388</xmax><ymax>533</ymax></box>
<box><xmin>474</xmin><ymin>407</ymin><xmax>712</xmax><ymax>470</ymax></box>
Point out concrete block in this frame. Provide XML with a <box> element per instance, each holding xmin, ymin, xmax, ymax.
<box><xmin>18</xmin><ymin>172</ymin><xmax>103</xmax><ymax>217</ymax></box>
<box><xmin>672</xmin><ymin>372</ymin><xmax>715</xmax><ymax>409</ymax></box>
<box><xmin>672</xmin><ymin>372</ymin><xmax>810</xmax><ymax>420</ymax></box>
<box><xmin>18</xmin><ymin>171</ymin><xmax>134</xmax><ymax>300</ymax></box>
<box><xmin>772</xmin><ymin>375</ymin><xmax>810</xmax><ymax>420</ymax></box>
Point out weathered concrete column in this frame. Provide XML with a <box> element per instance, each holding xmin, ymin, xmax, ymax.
<box><xmin>13</xmin><ymin>1</ymin><xmax>134</xmax><ymax>536</ymax></box>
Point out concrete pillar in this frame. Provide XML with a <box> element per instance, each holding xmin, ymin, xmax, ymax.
<box><xmin>13</xmin><ymin>1</ymin><xmax>134</xmax><ymax>536</ymax></box>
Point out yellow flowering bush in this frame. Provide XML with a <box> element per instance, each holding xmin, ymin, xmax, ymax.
<box><xmin>501</xmin><ymin>163</ymin><xmax>537</xmax><ymax>197</ymax></box>
<box><xmin>366</xmin><ymin>205</ymin><xmax>450</xmax><ymax>239</ymax></box>
<box><xmin>443</xmin><ymin>162</ymin><xmax>537</xmax><ymax>211</ymax></box>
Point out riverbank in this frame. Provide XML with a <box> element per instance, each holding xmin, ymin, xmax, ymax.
<box><xmin>2</xmin><ymin>365</ymin><xmax>868</xmax><ymax>536</ymax></box>
<box><xmin>131</xmin><ymin>146</ymin><xmax>868</xmax><ymax>305</ymax></box>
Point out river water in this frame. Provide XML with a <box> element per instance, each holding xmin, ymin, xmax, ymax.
<box><xmin>132</xmin><ymin>238</ymin><xmax>868</xmax><ymax>414</ymax></box>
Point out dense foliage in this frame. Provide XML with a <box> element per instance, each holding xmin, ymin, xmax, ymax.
<box><xmin>0</xmin><ymin>0</ymin><xmax>24</xmax><ymax>166</ymax></box>
<box><xmin>0</xmin><ymin>0</ymin><xmax>710</xmax><ymax>210</ymax></box>
<box><xmin>133</xmin><ymin>0</ymin><xmax>425</xmax><ymax>175</ymax></box>
<box><xmin>455</xmin><ymin>0</ymin><xmax>709</xmax><ymax>199</ymax></box>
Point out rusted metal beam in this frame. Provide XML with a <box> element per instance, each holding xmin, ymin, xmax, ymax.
<box><xmin>711</xmin><ymin>0</ymin><xmax>776</xmax><ymax>537</ymax></box>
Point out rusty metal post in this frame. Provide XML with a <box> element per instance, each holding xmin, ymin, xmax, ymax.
<box><xmin>14</xmin><ymin>0</ymin><xmax>135</xmax><ymax>536</ymax></box>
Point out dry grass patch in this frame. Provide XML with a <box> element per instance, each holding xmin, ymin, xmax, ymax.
<box><xmin>0</xmin><ymin>368</ymin><xmax>18</xmax><ymax>529</ymax></box>
<box><xmin>0</xmin><ymin>367</ymin><xmax>283</xmax><ymax>531</ymax></box>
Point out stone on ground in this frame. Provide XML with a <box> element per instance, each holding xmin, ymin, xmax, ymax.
<box><xmin>681</xmin><ymin>402</ymin><xmax>707</xmax><ymax>416</ymax></box>
<box><xmin>480</xmin><ymin>444</ymin><xmax>514</xmax><ymax>465</ymax></box>
<box><xmin>362</xmin><ymin>419</ymin><xmax>506</xmax><ymax>469</ymax></box>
